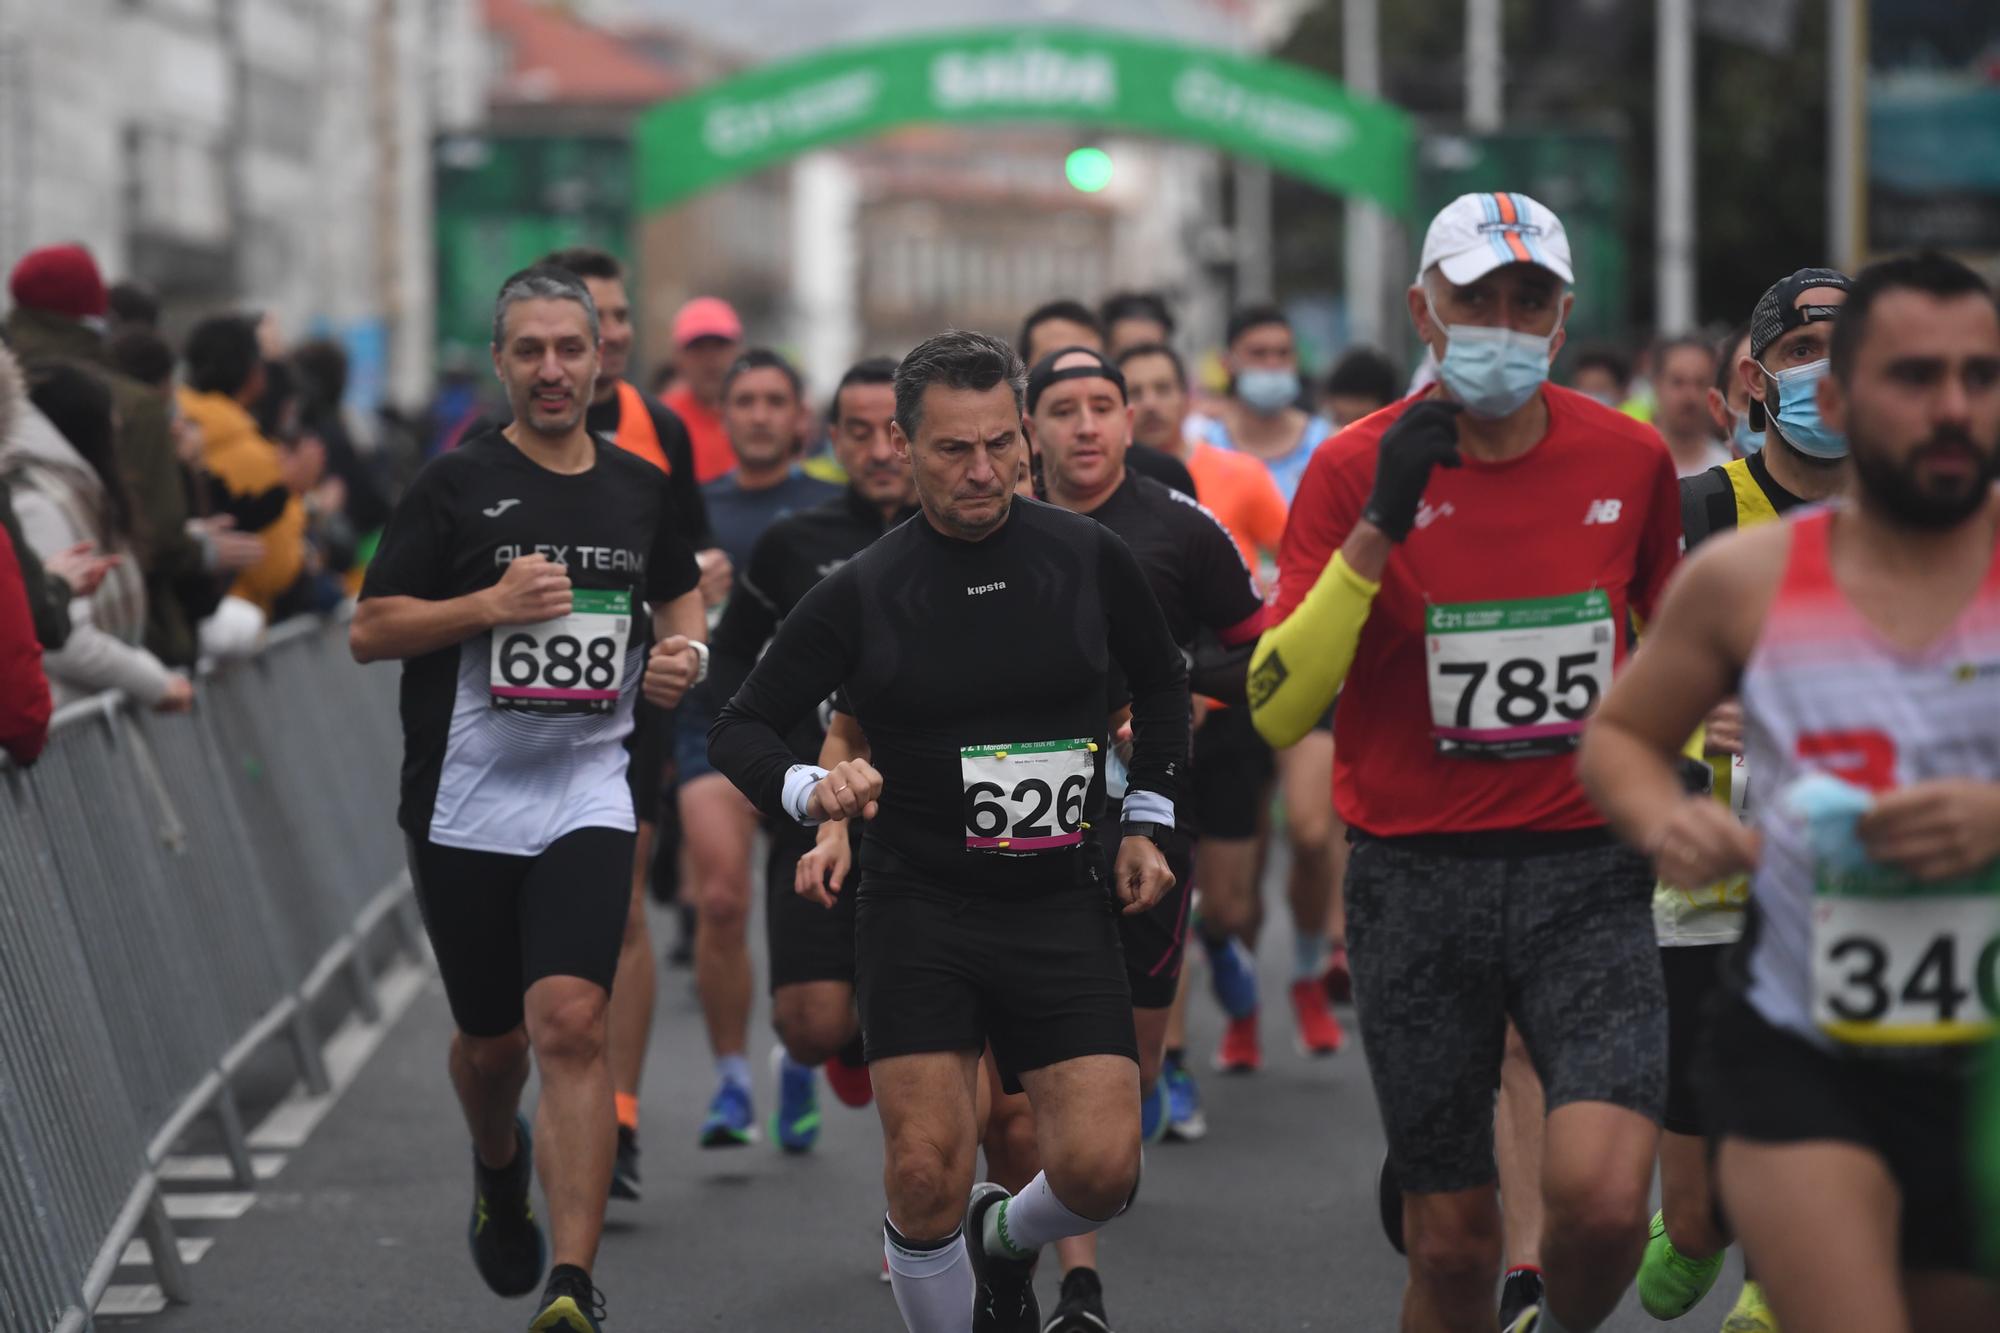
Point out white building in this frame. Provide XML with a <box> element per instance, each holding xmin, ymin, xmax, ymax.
<box><xmin>0</xmin><ymin>0</ymin><xmax>485</xmax><ymax>408</ymax></box>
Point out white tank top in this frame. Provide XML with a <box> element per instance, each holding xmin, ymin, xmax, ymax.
<box><xmin>1739</xmin><ymin>507</ymin><xmax>2000</xmax><ymax>1050</ymax></box>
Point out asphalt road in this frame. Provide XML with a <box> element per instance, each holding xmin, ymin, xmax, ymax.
<box><xmin>111</xmin><ymin>852</ymin><xmax>1729</xmax><ymax>1332</ymax></box>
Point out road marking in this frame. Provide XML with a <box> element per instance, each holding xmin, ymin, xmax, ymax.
<box><xmin>159</xmin><ymin>1153</ymin><xmax>286</xmax><ymax>1183</ymax></box>
<box><xmin>120</xmin><ymin>1237</ymin><xmax>213</xmax><ymax>1268</ymax></box>
<box><xmin>96</xmin><ymin>1284</ymin><xmax>167</xmax><ymax>1317</ymax></box>
<box><xmin>163</xmin><ymin>1192</ymin><xmax>255</xmax><ymax>1221</ymax></box>
<box><xmin>248</xmin><ymin>958</ymin><xmax>428</xmax><ymax>1151</ymax></box>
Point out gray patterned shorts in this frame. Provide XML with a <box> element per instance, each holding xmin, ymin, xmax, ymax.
<box><xmin>1345</xmin><ymin>832</ymin><xmax>1666</xmax><ymax>1194</ymax></box>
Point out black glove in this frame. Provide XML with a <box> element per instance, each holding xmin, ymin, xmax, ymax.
<box><xmin>1360</xmin><ymin>399</ymin><xmax>1464</xmax><ymax>542</ymax></box>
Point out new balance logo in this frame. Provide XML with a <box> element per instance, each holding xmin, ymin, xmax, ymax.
<box><xmin>483</xmin><ymin>499</ymin><xmax>522</xmax><ymax>518</ymax></box>
<box><xmin>966</xmin><ymin>581</ymin><xmax>1007</xmax><ymax>596</ymax></box>
<box><xmin>1582</xmin><ymin>499</ymin><xmax>1623</xmax><ymax>525</ymax></box>
<box><xmin>1414</xmin><ymin>500</ymin><xmax>1456</xmax><ymax>531</ymax></box>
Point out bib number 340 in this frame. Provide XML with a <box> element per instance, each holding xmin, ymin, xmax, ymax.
<box><xmin>1812</xmin><ymin>891</ymin><xmax>2000</xmax><ymax>1047</ymax></box>
<box><xmin>961</xmin><ymin>739</ymin><xmax>1094</xmax><ymax>853</ymax></box>
<box><xmin>490</xmin><ymin>588</ymin><xmax>630</xmax><ymax>714</ymax></box>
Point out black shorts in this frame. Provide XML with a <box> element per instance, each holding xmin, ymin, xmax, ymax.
<box><xmin>1093</xmin><ymin>803</ymin><xmax>1195</xmax><ymax>1008</ymax></box>
<box><xmin>766</xmin><ymin>825</ymin><xmax>858</xmax><ymax>992</ymax></box>
<box><xmin>1190</xmin><ymin>706</ymin><xmax>1273</xmax><ymax>840</ymax></box>
<box><xmin>407</xmin><ymin>826</ymin><xmax>633</xmax><ymax>1038</ymax></box>
<box><xmin>626</xmin><ymin>699</ymin><xmax>669</xmax><ymax>824</ymax></box>
<box><xmin>1697</xmin><ymin>994</ymin><xmax>1982</xmax><ymax>1273</ymax></box>
<box><xmin>1661</xmin><ymin>943</ymin><xmax>1729</xmax><ymax>1136</ymax></box>
<box><xmin>1344</xmin><ymin>830</ymin><xmax>1666</xmax><ymax>1194</ymax></box>
<box><xmin>854</xmin><ymin>856</ymin><xmax>1137</xmax><ymax>1096</ymax></box>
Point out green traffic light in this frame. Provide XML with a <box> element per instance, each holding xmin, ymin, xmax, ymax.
<box><xmin>1065</xmin><ymin>147</ymin><xmax>1113</xmax><ymax>193</ymax></box>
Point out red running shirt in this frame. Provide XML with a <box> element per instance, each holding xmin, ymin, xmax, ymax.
<box><xmin>1273</xmin><ymin>385</ymin><xmax>1682</xmax><ymax>836</ymax></box>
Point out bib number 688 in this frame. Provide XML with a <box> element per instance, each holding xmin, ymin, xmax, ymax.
<box><xmin>497</xmin><ymin>633</ymin><xmax>620</xmax><ymax>691</ymax></box>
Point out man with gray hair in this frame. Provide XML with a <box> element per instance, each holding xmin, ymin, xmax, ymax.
<box><xmin>351</xmin><ymin>264</ymin><xmax>710</xmax><ymax>1333</ymax></box>
<box><xmin>708</xmin><ymin>329</ymin><xmax>1190</xmax><ymax>1333</ymax></box>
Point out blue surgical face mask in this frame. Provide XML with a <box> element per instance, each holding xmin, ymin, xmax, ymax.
<box><xmin>1732</xmin><ymin>412</ymin><xmax>1764</xmax><ymax>456</ymax></box>
<box><xmin>1235</xmin><ymin>367</ymin><xmax>1299</xmax><ymax>416</ymax></box>
<box><xmin>1765</xmin><ymin>358</ymin><xmax>1846</xmax><ymax>459</ymax></box>
<box><xmin>1426</xmin><ymin>291</ymin><xmax>1559</xmax><ymax>419</ymax></box>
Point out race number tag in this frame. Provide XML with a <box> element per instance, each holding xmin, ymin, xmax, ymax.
<box><xmin>1425</xmin><ymin>590</ymin><xmax>1615</xmax><ymax>758</ymax></box>
<box><xmin>960</xmin><ymin>738</ymin><xmax>1094</xmax><ymax>853</ymax></box>
<box><xmin>1812</xmin><ymin>865</ymin><xmax>2000</xmax><ymax>1048</ymax></box>
<box><xmin>490</xmin><ymin>588</ymin><xmax>631</xmax><ymax>714</ymax></box>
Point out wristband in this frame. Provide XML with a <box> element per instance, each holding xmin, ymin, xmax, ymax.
<box><xmin>687</xmin><ymin>639</ymin><xmax>710</xmax><ymax>683</ymax></box>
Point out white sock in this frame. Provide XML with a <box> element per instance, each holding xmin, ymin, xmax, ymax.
<box><xmin>884</xmin><ymin>1219</ymin><xmax>973</xmax><ymax>1333</ymax></box>
<box><xmin>986</xmin><ymin>1172</ymin><xmax>1102</xmax><ymax>1258</ymax></box>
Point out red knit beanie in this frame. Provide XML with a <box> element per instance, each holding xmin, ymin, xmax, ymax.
<box><xmin>9</xmin><ymin>244</ymin><xmax>108</xmax><ymax>321</ymax></box>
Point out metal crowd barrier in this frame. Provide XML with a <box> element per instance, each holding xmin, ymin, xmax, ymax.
<box><xmin>0</xmin><ymin>615</ymin><xmax>421</xmax><ymax>1332</ymax></box>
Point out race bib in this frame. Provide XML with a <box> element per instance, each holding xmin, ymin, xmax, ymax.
<box><xmin>961</xmin><ymin>738</ymin><xmax>1095</xmax><ymax>853</ymax></box>
<box><xmin>490</xmin><ymin>588</ymin><xmax>631</xmax><ymax>714</ymax></box>
<box><xmin>1425</xmin><ymin>590</ymin><xmax>1615</xmax><ymax>758</ymax></box>
<box><xmin>1812</xmin><ymin>864</ymin><xmax>2000</xmax><ymax>1048</ymax></box>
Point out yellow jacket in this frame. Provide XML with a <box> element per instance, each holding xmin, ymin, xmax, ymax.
<box><xmin>178</xmin><ymin>388</ymin><xmax>306</xmax><ymax>615</ymax></box>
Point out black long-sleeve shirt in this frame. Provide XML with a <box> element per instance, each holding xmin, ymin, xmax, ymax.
<box><xmin>708</xmin><ymin>496</ymin><xmax>1189</xmax><ymax>894</ymax></box>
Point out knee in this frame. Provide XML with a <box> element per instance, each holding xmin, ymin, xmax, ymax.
<box><xmin>772</xmin><ymin>997</ymin><xmax>852</xmax><ymax>1067</ymax></box>
<box><xmin>1546</xmin><ymin>1170</ymin><xmax>1650</xmax><ymax>1250</ymax></box>
<box><xmin>528</xmin><ymin>988</ymin><xmax>608</xmax><ymax>1067</ymax></box>
<box><xmin>885</xmin><ymin>1134</ymin><xmax>968</xmax><ymax>1235</ymax></box>
<box><xmin>696</xmin><ymin>879</ymin><xmax>748</xmax><ymax>937</ymax></box>
<box><xmin>1405</xmin><ymin>1199</ymin><xmax>1504</xmax><ymax>1294</ymax></box>
<box><xmin>459</xmin><ymin>1027</ymin><xmax>530</xmax><ymax>1080</ymax></box>
<box><xmin>983</xmin><ymin>1097</ymin><xmax>1038</xmax><ymax>1171</ymax></box>
<box><xmin>1044</xmin><ymin>1137</ymin><xmax>1141</xmax><ymax>1223</ymax></box>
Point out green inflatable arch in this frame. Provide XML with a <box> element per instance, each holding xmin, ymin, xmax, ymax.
<box><xmin>635</xmin><ymin>28</ymin><xmax>1413</xmax><ymax>212</ymax></box>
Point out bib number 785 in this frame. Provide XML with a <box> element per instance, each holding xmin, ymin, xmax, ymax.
<box><xmin>1436</xmin><ymin>652</ymin><xmax>1602</xmax><ymax>729</ymax></box>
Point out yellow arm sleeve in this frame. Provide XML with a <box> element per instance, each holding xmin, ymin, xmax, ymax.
<box><xmin>1247</xmin><ymin>550</ymin><xmax>1380</xmax><ymax>749</ymax></box>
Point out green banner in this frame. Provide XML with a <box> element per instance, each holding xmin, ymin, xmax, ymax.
<box><xmin>635</xmin><ymin>28</ymin><xmax>1412</xmax><ymax>212</ymax></box>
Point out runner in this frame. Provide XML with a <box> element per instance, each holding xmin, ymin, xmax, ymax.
<box><xmin>706</xmin><ymin>356</ymin><xmax>913</xmax><ymax>1154</ymax></box>
<box><xmin>1651</xmin><ymin>336</ymin><xmax>1733</xmax><ymax>478</ymax></box>
<box><xmin>536</xmin><ymin>246</ymin><xmax>724</xmax><ymax>1204</ymax></box>
<box><xmin>349</xmin><ymin>265</ymin><xmax>707</xmax><ymax>1333</ymax></box>
<box><xmin>660</xmin><ymin>296</ymin><xmax>746</xmax><ymax>484</ymax></box>
<box><xmin>1637</xmin><ymin>269</ymin><xmax>1852</xmax><ymax>1333</ymax></box>
<box><xmin>1706</xmin><ymin>323</ymin><xmax>1759</xmax><ymax>459</ymax></box>
<box><xmin>978</xmin><ymin>344</ymin><xmax>1263</xmax><ymax>1333</ymax></box>
<box><xmin>1323</xmin><ymin>347</ymin><xmax>1403</xmax><ymax>432</ymax></box>
<box><xmin>677</xmin><ymin>348</ymin><xmax>840</xmax><ymax>1147</ymax></box>
<box><xmin>1118</xmin><ymin>338</ymin><xmax>1289</xmax><ymax>1139</ymax></box>
<box><xmin>1187</xmin><ymin>303</ymin><xmax>1345</xmax><ymax>1072</ymax></box>
<box><xmin>1580</xmin><ymin>250</ymin><xmax>2000</xmax><ymax>1333</ymax></box>
<box><xmin>1099</xmin><ymin>290</ymin><xmax>1174</xmax><ymax>359</ymax></box>
<box><xmin>1251</xmin><ymin>192</ymin><xmax>1681</xmax><ymax>1333</ymax></box>
<box><xmin>1016</xmin><ymin>299</ymin><xmax>1195</xmax><ymax>499</ymax></box>
<box><xmin>708</xmin><ymin>330</ymin><xmax>1188</xmax><ymax>1333</ymax></box>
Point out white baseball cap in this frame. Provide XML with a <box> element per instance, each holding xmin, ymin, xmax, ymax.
<box><xmin>1418</xmin><ymin>192</ymin><xmax>1573</xmax><ymax>287</ymax></box>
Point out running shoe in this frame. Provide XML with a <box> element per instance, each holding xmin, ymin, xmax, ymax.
<box><xmin>1319</xmin><ymin>941</ymin><xmax>1353</xmax><ymax>1005</ymax></box>
<box><xmin>1637</xmin><ymin>1209</ymin><xmax>1724</xmax><ymax>1318</ymax></box>
<box><xmin>1042</xmin><ymin>1266</ymin><xmax>1112</xmax><ymax>1333</ymax></box>
<box><xmin>469</xmin><ymin>1113</ymin><xmax>545</xmax><ymax>1298</ymax></box>
<box><xmin>610</xmin><ymin>1124</ymin><xmax>641</xmax><ymax>1202</ymax></box>
<box><xmin>1377</xmin><ymin>1152</ymin><xmax>1405</xmax><ymax>1256</ymax></box>
<box><xmin>825</xmin><ymin>1039</ymin><xmax>874</xmax><ymax>1109</ymax></box>
<box><xmin>966</xmin><ymin>1182</ymin><xmax>1039</xmax><ymax>1333</ymax></box>
<box><xmin>1498</xmin><ymin>1266</ymin><xmax>1544</xmax><ymax>1330</ymax></box>
<box><xmin>529</xmin><ymin>1266</ymin><xmax>606</xmax><ymax>1333</ymax></box>
<box><xmin>700</xmin><ymin>1078</ymin><xmax>756</xmax><ymax>1148</ymax></box>
<box><xmin>1201</xmin><ymin>934</ymin><xmax>1260</xmax><ymax>1021</ymax></box>
<box><xmin>1139</xmin><ymin>1076</ymin><xmax>1169</xmax><ymax>1146</ymax></box>
<box><xmin>1213</xmin><ymin>1013</ymin><xmax>1262</xmax><ymax>1073</ymax></box>
<box><xmin>770</xmin><ymin>1048</ymin><xmax>822</xmax><ymax>1154</ymax></box>
<box><xmin>1290</xmin><ymin>978</ymin><xmax>1344</xmax><ymax>1056</ymax></box>
<box><xmin>1720</xmin><ymin>1281</ymin><xmax>1778</xmax><ymax>1332</ymax></box>
<box><xmin>1162</xmin><ymin>1060</ymin><xmax>1207</xmax><ymax>1142</ymax></box>
<box><xmin>1502</xmin><ymin>1303</ymin><xmax>1543</xmax><ymax>1333</ymax></box>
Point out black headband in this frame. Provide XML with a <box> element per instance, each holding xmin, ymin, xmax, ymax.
<box><xmin>1026</xmin><ymin>346</ymin><xmax>1127</xmax><ymax>415</ymax></box>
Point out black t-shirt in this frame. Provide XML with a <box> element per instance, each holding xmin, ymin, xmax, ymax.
<box><xmin>1084</xmin><ymin>473</ymin><xmax>1266</xmax><ymax>651</ymax></box>
<box><xmin>708</xmin><ymin>497</ymin><xmax>1189</xmax><ymax>893</ymax></box>
<box><xmin>360</xmin><ymin>427</ymin><xmax>700</xmax><ymax>854</ymax></box>
<box><xmin>1126</xmin><ymin>442</ymin><xmax>1197</xmax><ymax>499</ymax></box>
<box><xmin>708</xmin><ymin>487</ymin><xmax>917</xmax><ymax>762</ymax></box>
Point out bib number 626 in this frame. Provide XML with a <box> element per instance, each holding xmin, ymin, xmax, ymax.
<box><xmin>967</xmin><ymin>773</ymin><xmax>1089</xmax><ymax>842</ymax></box>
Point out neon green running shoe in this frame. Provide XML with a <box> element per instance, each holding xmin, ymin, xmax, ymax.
<box><xmin>1637</xmin><ymin>1209</ymin><xmax>1725</xmax><ymax>1319</ymax></box>
<box><xmin>1720</xmin><ymin>1280</ymin><xmax>1779</xmax><ymax>1332</ymax></box>
<box><xmin>529</xmin><ymin>1269</ymin><xmax>605</xmax><ymax>1333</ymax></box>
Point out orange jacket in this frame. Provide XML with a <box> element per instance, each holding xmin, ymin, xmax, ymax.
<box><xmin>178</xmin><ymin>388</ymin><xmax>307</xmax><ymax>615</ymax></box>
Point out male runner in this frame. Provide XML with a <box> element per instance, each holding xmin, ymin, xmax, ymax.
<box><xmin>350</xmin><ymin>265</ymin><xmax>706</xmax><ymax>1333</ymax></box>
<box><xmin>660</xmin><ymin>296</ymin><xmax>745</xmax><ymax>484</ymax></box>
<box><xmin>1118</xmin><ymin>338</ymin><xmax>1289</xmax><ymax>1138</ymax></box>
<box><xmin>983</xmin><ymin>345</ymin><xmax>1264</xmax><ymax>1333</ymax></box>
<box><xmin>708</xmin><ymin>330</ymin><xmax>1187</xmax><ymax>1333</ymax></box>
<box><xmin>677</xmin><ymin>348</ymin><xmax>839</xmax><ymax>1146</ymax></box>
<box><xmin>536</xmin><ymin>246</ymin><xmax>724</xmax><ymax>1203</ymax></box>
<box><xmin>1016</xmin><ymin>299</ymin><xmax>1194</xmax><ymax>499</ymax></box>
<box><xmin>1651</xmin><ymin>337</ymin><xmax>1732</xmax><ymax>478</ymax></box>
<box><xmin>1186</xmin><ymin>303</ymin><xmax>1345</xmax><ymax>1071</ymax></box>
<box><xmin>1706</xmin><ymin>325</ymin><xmax>1760</xmax><ymax>459</ymax></box>
<box><xmin>707</xmin><ymin>356</ymin><xmax>914</xmax><ymax>1153</ymax></box>
<box><xmin>1099</xmin><ymin>291</ymin><xmax>1174</xmax><ymax>359</ymax></box>
<box><xmin>1251</xmin><ymin>192</ymin><xmax>1681</xmax><ymax>1333</ymax></box>
<box><xmin>1637</xmin><ymin>268</ymin><xmax>1853</xmax><ymax>1333</ymax></box>
<box><xmin>1580</xmin><ymin>250</ymin><xmax>2000</xmax><ymax>1333</ymax></box>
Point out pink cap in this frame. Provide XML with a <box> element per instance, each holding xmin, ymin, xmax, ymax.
<box><xmin>671</xmin><ymin>296</ymin><xmax>743</xmax><ymax>347</ymax></box>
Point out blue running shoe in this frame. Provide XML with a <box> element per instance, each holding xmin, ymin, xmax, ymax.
<box><xmin>1139</xmin><ymin>1076</ymin><xmax>1169</xmax><ymax>1146</ymax></box>
<box><xmin>700</xmin><ymin>1078</ymin><xmax>756</xmax><ymax>1148</ymax></box>
<box><xmin>769</xmin><ymin>1048</ymin><xmax>821</xmax><ymax>1154</ymax></box>
<box><xmin>1162</xmin><ymin>1061</ymin><xmax>1207</xmax><ymax>1142</ymax></box>
<box><xmin>1202</xmin><ymin>934</ymin><xmax>1260</xmax><ymax>1021</ymax></box>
